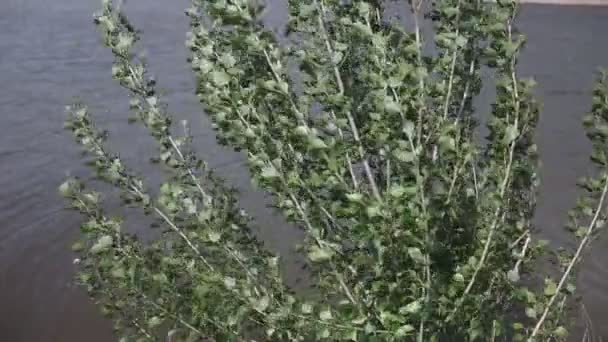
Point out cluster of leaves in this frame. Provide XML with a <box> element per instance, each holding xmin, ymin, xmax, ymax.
<box><xmin>61</xmin><ymin>0</ymin><xmax>608</xmax><ymax>340</ymax></box>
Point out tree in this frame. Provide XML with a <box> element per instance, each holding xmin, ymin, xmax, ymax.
<box><xmin>60</xmin><ymin>0</ymin><xmax>608</xmax><ymax>340</ymax></box>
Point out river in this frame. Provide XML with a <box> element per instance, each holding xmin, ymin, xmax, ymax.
<box><xmin>1</xmin><ymin>0</ymin><xmax>607</xmax><ymax>340</ymax></box>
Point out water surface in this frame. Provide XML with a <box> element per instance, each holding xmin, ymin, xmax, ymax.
<box><xmin>1</xmin><ymin>1</ymin><xmax>608</xmax><ymax>340</ymax></box>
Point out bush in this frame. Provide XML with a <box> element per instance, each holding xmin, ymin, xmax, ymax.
<box><xmin>61</xmin><ymin>0</ymin><xmax>608</xmax><ymax>340</ymax></box>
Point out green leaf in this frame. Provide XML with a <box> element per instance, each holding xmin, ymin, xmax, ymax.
<box><xmin>153</xmin><ymin>273</ymin><xmax>168</xmax><ymax>284</ymax></box>
<box><xmin>211</xmin><ymin>71</ymin><xmax>230</xmax><ymax>87</ymax></box>
<box><xmin>408</xmin><ymin>247</ymin><xmax>425</xmax><ymax>264</ymax></box>
<box><xmin>507</xmin><ymin>269</ymin><xmax>520</xmax><ymax>283</ymax></box>
<box><xmin>453</xmin><ymin>273</ymin><xmax>465</xmax><ymax>283</ymax></box>
<box><xmin>400</xmin><ymin>300</ymin><xmax>422</xmax><ymax>314</ymax></box>
<box><xmin>356</xmin><ymin>2</ymin><xmax>370</xmax><ymax>16</ymax></box>
<box><xmin>544</xmin><ymin>279</ymin><xmax>557</xmax><ymax>296</ymax></box>
<box><xmin>59</xmin><ymin>180</ymin><xmax>75</xmax><ymax>196</ymax></box>
<box><xmin>71</xmin><ymin>241</ymin><xmax>85</xmax><ymax>252</ymax></box>
<box><xmin>525</xmin><ymin>307</ymin><xmax>537</xmax><ymax>319</ymax></box>
<box><xmin>198</xmin><ymin>59</ymin><xmax>213</xmax><ymax>74</ymax></box>
<box><xmin>380</xmin><ymin>310</ymin><xmax>402</xmax><ymax>324</ymax></box>
<box><xmin>308</xmin><ymin>245</ymin><xmax>335</xmax><ymax>262</ymax></box>
<box><xmin>351</xmin><ymin>316</ymin><xmax>366</xmax><ymax>325</ymax></box>
<box><xmin>319</xmin><ymin>308</ymin><xmax>332</xmax><ymax>321</ymax></box>
<box><xmin>318</xmin><ymin>329</ymin><xmax>330</xmax><ymax>339</ymax></box>
<box><xmin>208</xmin><ymin>231</ymin><xmax>221</xmax><ymax>243</ymax></box>
<box><xmin>147</xmin><ymin>316</ymin><xmax>162</xmax><ymax>328</ymax></box>
<box><xmin>110</xmin><ymin>267</ymin><xmax>126</xmax><ymax>279</ymax></box>
<box><xmin>260</xmin><ymin>165</ymin><xmax>280</xmax><ymax>179</ymax></box>
<box><xmin>343</xmin><ymin>329</ymin><xmax>357</xmax><ymax>341</ymax></box>
<box><xmin>278</xmin><ymin>81</ymin><xmax>289</xmax><ymax>93</ymax></box>
<box><xmin>504</xmin><ymin>125</ymin><xmax>519</xmax><ymax>144</ymax></box>
<box><xmin>553</xmin><ymin>326</ymin><xmax>568</xmax><ymax>338</ymax></box>
<box><xmin>393</xmin><ymin>149</ymin><xmax>415</xmax><ymax>163</ymax></box>
<box><xmin>438</xmin><ymin>136</ymin><xmax>456</xmax><ymax>151</ymax></box>
<box><xmin>301</xmin><ymin>303</ymin><xmax>313</xmax><ymax>314</ymax></box>
<box><xmin>566</xmin><ymin>283</ymin><xmax>576</xmax><ymax>294</ymax></box>
<box><xmin>332</xmin><ymin>51</ymin><xmax>343</xmax><ymax>64</ymax></box>
<box><xmin>308</xmin><ymin>136</ymin><xmax>328</xmax><ymax>149</ymax></box>
<box><xmin>219</xmin><ymin>53</ymin><xmax>236</xmax><ymax>68</ymax></box>
<box><xmin>455</xmin><ymin>35</ymin><xmax>467</xmax><ymax>48</ymax></box>
<box><xmin>389</xmin><ymin>185</ymin><xmax>416</xmax><ymax>198</ymax></box>
<box><xmin>388</xmin><ymin>77</ymin><xmax>402</xmax><ymax>88</ymax></box>
<box><xmin>254</xmin><ymin>296</ymin><xmax>270</xmax><ymax>313</ymax></box>
<box><xmin>224</xmin><ymin>277</ymin><xmax>236</xmax><ymax>289</ymax></box>
<box><xmin>90</xmin><ymin>235</ymin><xmax>113</xmax><ymax>254</ymax></box>
<box><xmin>346</xmin><ymin>193</ymin><xmax>364</xmax><ymax>202</ymax></box>
<box><xmin>403</xmin><ymin>121</ymin><xmax>415</xmax><ymax>138</ymax></box>
<box><xmin>366</xmin><ymin>205</ymin><xmax>382</xmax><ymax>218</ymax></box>
<box><xmin>384</xmin><ymin>98</ymin><xmax>401</xmax><ymax>114</ymax></box>
<box><xmin>298</xmin><ymin>3</ymin><xmax>315</xmax><ymax>18</ymax></box>
<box><xmin>395</xmin><ymin>324</ymin><xmax>415</xmax><ymax>336</ymax></box>
<box><xmin>295</xmin><ymin>125</ymin><xmax>309</xmax><ymax>137</ymax></box>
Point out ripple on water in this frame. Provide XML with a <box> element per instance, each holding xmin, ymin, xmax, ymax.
<box><xmin>3</xmin><ymin>1</ymin><xmax>608</xmax><ymax>341</ymax></box>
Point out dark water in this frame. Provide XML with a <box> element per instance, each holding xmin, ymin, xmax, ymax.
<box><xmin>1</xmin><ymin>1</ymin><xmax>608</xmax><ymax>340</ymax></box>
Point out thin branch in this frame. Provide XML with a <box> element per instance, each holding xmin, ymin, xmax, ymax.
<box><xmin>316</xmin><ymin>0</ymin><xmax>382</xmax><ymax>202</ymax></box>
<box><xmin>78</xmin><ymin>116</ymin><xmax>216</xmax><ymax>272</ymax></box>
<box><xmin>448</xmin><ymin>19</ymin><xmax>522</xmax><ymax>320</ymax></box>
<box><xmin>445</xmin><ymin>161</ymin><xmax>463</xmax><ymax>204</ymax></box>
<box><xmin>530</xmin><ymin>174</ymin><xmax>608</xmax><ymax>337</ymax></box>
<box><xmin>509</xmin><ymin>229</ymin><xmax>530</xmax><ymax>250</ymax></box>
<box><xmin>412</xmin><ymin>0</ymin><xmax>426</xmax><ymax>148</ymax></box>
<box><xmin>456</xmin><ymin>60</ymin><xmax>476</xmax><ymax>119</ymax></box>
<box><xmin>126</xmin><ymin>61</ymin><xmax>210</xmax><ymax>204</ymax></box>
<box><xmin>131</xmin><ymin>319</ymin><xmax>154</xmax><ymax>339</ymax></box>
<box><xmin>471</xmin><ymin>159</ymin><xmax>480</xmax><ymax>200</ymax></box>
<box><xmin>145</xmin><ymin>191</ymin><xmax>215</xmax><ymax>271</ymax></box>
<box><xmin>442</xmin><ymin>48</ymin><xmax>460</xmax><ymax>120</ymax></box>
<box><xmin>330</xmin><ymin>110</ymin><xmax>359</xmax><ymax>189</ymax></box>
<box><xmin>167</xmin><ymin>135</ymin><xmax>208</xmax><ymax>200</ymax></box>
<box><xmin>512</xmin><ymin>235</ymin><xmax>531</xmax><ymax>276</ymax></box>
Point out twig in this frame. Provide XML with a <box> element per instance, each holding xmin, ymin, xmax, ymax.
<box><xmin>126</xmin><ymin>61</ymin><xmax>210</xmax><ymax>204</ymax></box>
<box><xmin>335</xmin><ymin>271</ymin><xmax>357</xmax><ymax>305</ymax></box>
<box><xmin>456</xmin><ymin>61</ymin><xmax>476</xmax><ymax>119</ymax></box>
<box><xmin>131</xmin><ymin>319</ymin><xmax>154</xmax><ymax>339</ymax></box>
<box><xmin>330</xmin><ymin>110</ymin><xmax>359</xmax><ymax>189</ymax></box>
<box><xmin>530</xmin><ymin>174</ymin><xmax>608</xmax><ymax>337</ymax></box>
<box><xmin>471</xmin><ymin>158</ymin><xmax>480</xmax><ymax>200</ymax></box>
<box><xmin>509</xmin><ymin>229</ymin><xmax>530</xmax><ymax>249</ymax></box>
<box><xmin>82</xmin><ymin>120</ymin><xmax>216</xmax><ymax>272</ymax></box>
<box><xmin>167</xmin><ymin>136</ymin><xmax>209</xmax><ymax>201</ymax></box>
<box><xmin>412</xmin><ymin>0</ymin><xmax>426</xmax><ymax>148</ymax></box>
<box><xmin>512</xmin><ymin>235</ymin><xmax>531</xmax><ymax>275</ymax></box>
<box><xmin>151</xmin><ymin>200</ymin><xmax>215</xmax><ymax>271</ymax></box>
<box><xmin>442</xmin><ymin>48</ymin><xmax>460</xmax><ymax>120</ymax></box>
<box><xmin>316</xmin><ymin>0</ymin><xmax>382</xmax><ymax>202</ymax></box>
<box><xmin>448</xmin><ymin>19</ymin><xmax>522</xmax><ymax>320</ymax></box>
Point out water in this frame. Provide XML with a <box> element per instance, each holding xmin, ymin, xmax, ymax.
<box><xmin>1</xmin><ymin>1</ymin><xmax>607</xmax><ymax>340</ymax></box>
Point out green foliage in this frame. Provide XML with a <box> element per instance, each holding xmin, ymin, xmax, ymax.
<box><xmin>61</xmin><ymin>0</ymin><xmax>608</xmax><ymax>340</ymax></box>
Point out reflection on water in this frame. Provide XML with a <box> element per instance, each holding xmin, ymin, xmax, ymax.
<box><xmin>1</xmin><ymin>1</ymin><xmax>608</xmax><ymax>340</ymax></box>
